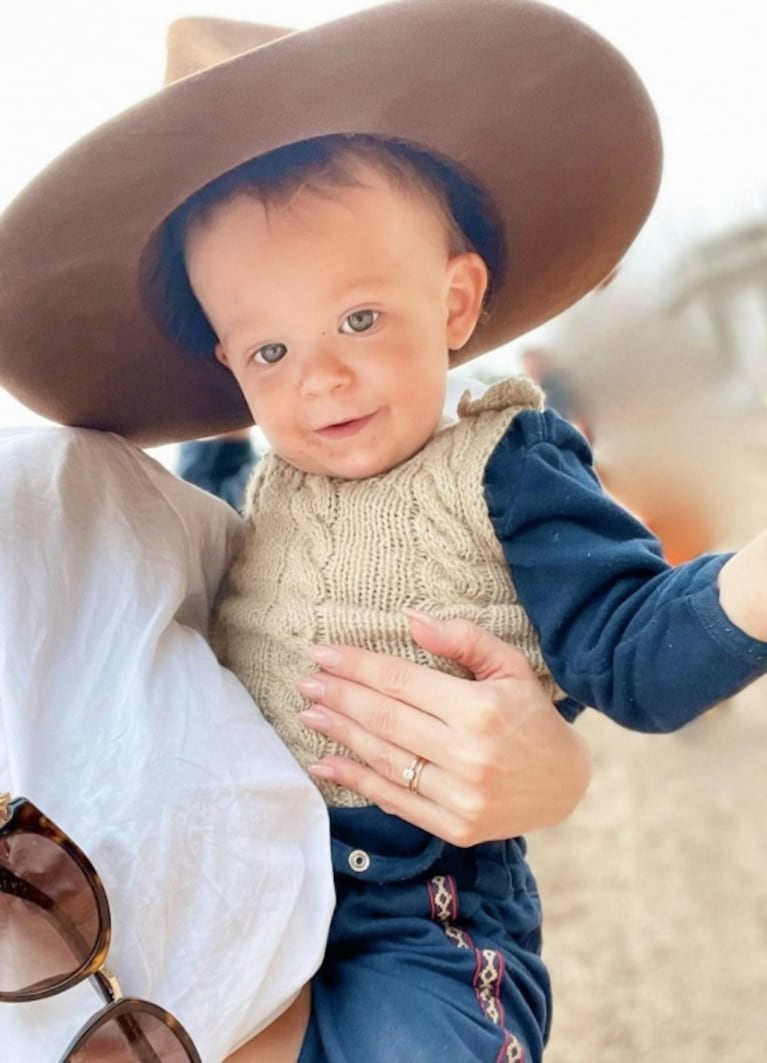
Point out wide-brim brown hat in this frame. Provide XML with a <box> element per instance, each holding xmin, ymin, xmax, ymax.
<box><xmin>0</xmin><ymin>0</ymin><xmax>661</xmax><ymax>444</ymax></box>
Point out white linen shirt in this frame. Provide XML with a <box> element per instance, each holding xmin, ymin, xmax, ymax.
<box><xmin>0</xmin><ymin>426</ymin><xmax>333</xmax><ymax>1062</ymax></box>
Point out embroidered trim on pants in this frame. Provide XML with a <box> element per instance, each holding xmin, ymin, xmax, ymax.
<box><xmin>427</xmin><ymin>874</ymin><xmax>526</xmax><ymax>1063</ymax></box>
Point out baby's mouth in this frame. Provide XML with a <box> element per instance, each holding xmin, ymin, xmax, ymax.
<box><xmin>315</xmin><ymin>412</ymin><xmax>377</xmax><ymax>439</ymax></box>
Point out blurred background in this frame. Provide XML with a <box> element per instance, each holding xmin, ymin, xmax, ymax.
<box><xmin>2</xmin><ymin>2</ymin><xmax>767</xmax><ymax>1060</ymax></box>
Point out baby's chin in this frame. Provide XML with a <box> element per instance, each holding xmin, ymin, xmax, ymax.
<box><xmin>293</xmin><ymin>454</ymin><xmax>407</xmax><ymax>481</ymax></box>
<box><xmin>287</xmin><ymin>443</ymin><xmax>423</xmax><ymax>481</ymax></box>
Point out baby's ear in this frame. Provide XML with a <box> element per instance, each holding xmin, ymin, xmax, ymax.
<box><xmin>445</xmin><ymin>252</ymin><xmax>488</xmax><ymax>350</ymax></box>
<box><xmin>214</xmin><ymin>342</ymin><xmax>231</xmax><ymax>369</ymax></box>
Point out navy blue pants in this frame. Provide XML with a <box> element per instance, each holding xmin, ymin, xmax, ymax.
<box><xmin>299</xmin><ymin>807</ymin><xmax>550</xmax><ymax>1062</ymax></box>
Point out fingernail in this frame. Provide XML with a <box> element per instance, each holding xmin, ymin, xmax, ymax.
<box><xmin>402</xmin><ymin>607</ymin><xmax>443</xmax><ymax>631</ymax></box>
<box><xmin>296</xmin><ymin>676</ymin><xmax>326</xmax><ymax>698</ymax></box>
<box><xmin>299</xmin><ymin>707</ymin><xmax>330</xmax><ymax>730</ymax></box>
<box><xmin>307</xmin><ymin>763</ymin><xmax>335</xmax><ymax>779</ymax></box>
<box><xmin>307</xmin><ymin>645</ymin><xmax>342</xmax><ymax>668</ymax></box>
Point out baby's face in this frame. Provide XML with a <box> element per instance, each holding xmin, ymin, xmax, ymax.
<box><xmin>185</xmin><ymin>165</ymin><xmax>485</xmax><ymax>478</ymax></box>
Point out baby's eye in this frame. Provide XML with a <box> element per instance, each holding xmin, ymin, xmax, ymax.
<box><xmin>340</xmin><ymin>309</ymin><xmax>379</xmax><ymax>334</ymax></box>
<box><xmin>253</xmin><ymin>342</ymin><xmax>287</xmax><ymax>365</ymax></box>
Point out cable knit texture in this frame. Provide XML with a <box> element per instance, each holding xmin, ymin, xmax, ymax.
<box><xmin>211</xmin><ymin>377</ymin><xmax>564</xmax><ymax>806</ymax></box>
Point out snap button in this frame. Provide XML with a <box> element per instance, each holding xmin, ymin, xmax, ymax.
<box><xmin>348</xmin><ymin>849</ymin><xmax>371</xmax><ymax>873</ymax></box>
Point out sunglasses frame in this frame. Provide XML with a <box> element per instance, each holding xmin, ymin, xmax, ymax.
<box><xmin>61</xmin><ymin>991</ymin><xmax>202</xmax><ymax>1062</ymax></box>
<box><xmin>0</xmin><ymin>795</ymin><xmax>111</xmax><ymax>1002</ymax></box>
<box><xmin>1</xmin><ymin>794</ymin><xmax>202</xmax><ymax>1062</ymax></box>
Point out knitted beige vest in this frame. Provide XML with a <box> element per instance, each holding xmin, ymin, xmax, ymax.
<box><xmin>211</xmin><ymin>378</ymin><xmax>563</xmax><ymax>807</ymax></box>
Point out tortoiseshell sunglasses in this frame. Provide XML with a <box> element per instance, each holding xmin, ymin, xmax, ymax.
<box><xmin>0</xmin><ymin>794</ymin><xmax>201</xmax><ymax>1062</ymax></box>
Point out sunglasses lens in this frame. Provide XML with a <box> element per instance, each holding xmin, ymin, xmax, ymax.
<box><xmin>0</xmin><ymin>830</ymin><xmax>100</xmax><ymax>995</ymax></box>
<box><xmin>69</xmin><ymin>1009</ymin><xmax>193</xmax><ymax>1062</ymax></box>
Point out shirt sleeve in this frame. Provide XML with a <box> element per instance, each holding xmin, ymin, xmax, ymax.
<box><xmin>177</xmin><ymin>438</ymin><xmax>257</xmax><ymax>511</ymax></box>
<box><xmin>484</xmin><ymin>409</ymin><xmax>767</xmax><ymax>732</ymax></box>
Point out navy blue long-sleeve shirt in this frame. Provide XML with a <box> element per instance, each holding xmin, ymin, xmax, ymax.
<box><xmin>177</xmin><ymin>437</ymin><xmax>257</xmax><ymax>511</ymax></box>
<box><xmin>484</xmin><ymin>408</ymin><xmax>767</xmax><ymax>730</ymax></box>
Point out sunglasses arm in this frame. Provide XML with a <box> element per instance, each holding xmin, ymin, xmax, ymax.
<box><xmin>1</xmin><ymin>866</ymin><xmax>57</xmax><ymax>909</ymax></box>
<box><xmin>0</xmin><ymin>866</ymin><xmax>97</xmax><ymax>966</ymax></box>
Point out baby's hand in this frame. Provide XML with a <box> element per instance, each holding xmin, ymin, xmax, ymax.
<box><xmin>718</xmin><ymin>530</ymin><xmax>767</xmax><ymax>642</ymax></box>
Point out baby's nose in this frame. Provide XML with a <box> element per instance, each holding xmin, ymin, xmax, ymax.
<box><xmin>298</xmin><ymin>345</ymin><xmax>353</xmax><ymax>395</ymax></box>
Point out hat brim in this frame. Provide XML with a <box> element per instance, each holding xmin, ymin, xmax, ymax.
<box><xmin>0</xmin><ymin>0</ymin><xmax>661</xmax><ymax>444</ymax></box>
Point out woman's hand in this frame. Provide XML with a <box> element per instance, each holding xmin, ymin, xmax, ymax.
<box><xmin>296</xmin><ymin>611</ymin><xmax>591</xmax><ymax>846</ymax></box>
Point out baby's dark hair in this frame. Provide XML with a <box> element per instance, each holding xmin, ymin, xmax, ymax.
<box><xmin>142</xmin><ymin>133</ymin><xmax>505</xmax><ymax>358</ymax></box>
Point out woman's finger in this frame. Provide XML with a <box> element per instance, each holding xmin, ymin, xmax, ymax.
<box><xmin>300</xmin><ymin>702</ymin><xmax>460</xmax><ymax>806</ymax></box>
<box><xmin>307</xmin><ymin>612</ymin><xmax>538</xmax><ymax>727</ymax></box>
<box><xmin>306</xmin><ymin>638</ymin><xmax>474</xmax><ymax>723</ymax></box>
<box><xmin>297</xmin><ymin>672</ymin><xmax>450</xmax><ymax>764</ymax></box>
<box><xmin>309</xmin><ymin>755</ymin><xmax>477</xmax><ymax>847</ymax></box>
<box><xmin>404</xmin><ymin>610</ymin><xmax>539</xmax><ymax>683</ymax></box>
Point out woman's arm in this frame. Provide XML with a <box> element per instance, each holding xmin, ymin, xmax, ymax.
<box><xmin>296</xmin><ymin>611</ymin><xmax>591</xmax><ymax>846</ymax></box>
<box><xmin>224</xmin><ymin>987</ymin><xmax>311</xmax><ymax>1063</ymax></box>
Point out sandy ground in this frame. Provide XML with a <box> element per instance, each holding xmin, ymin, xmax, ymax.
<box><xmin>528</xmin><ymin>677</ymin><xmax>767</xmax><ymax>1062</ymax></box>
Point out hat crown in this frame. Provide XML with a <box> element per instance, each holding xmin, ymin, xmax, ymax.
<box><xmin>164</xmin><ymin>17</ymin><xmax>292</xmax><ymax>84</ymax></box>
<box><xmin>0</xmin><ymin>0</ymin><xmax>662</xmax><ymax>444</ymax></box>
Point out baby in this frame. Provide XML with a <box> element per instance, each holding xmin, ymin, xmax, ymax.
<box><xmin>4</xmin><ymin>2</ymin><xmax>765</xmax><ymax>1058</ymax></box>
<box><xmin>148</xmin><ymin>131</ymin><xmax>767</xmax><ymax>1061</ymax></box>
